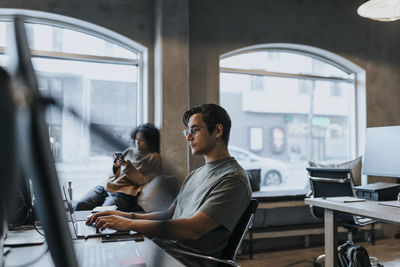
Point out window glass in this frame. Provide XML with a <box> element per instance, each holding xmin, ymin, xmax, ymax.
<box><xmin>221</xmin><ymin>51</ymin><xmax>353</xmax><ymax>79</ymax></box>
<box><xmin>0</xmin><ymin>20</ymin><xmax>141</xmax><ymax>200</ymax></box>
<box><xmin>25</xmin><ymin>23</ymin><xmax>138</xmax><ymax>59</ymax></box>
<box><xmin>220</xmin><ymin>49</ymin><xmax>356</xmax><ymax>192</ymax></box>
<box><xmin>0</xmin><ymin>21</ymin><xmax>6</xmax><ymax>47</ymax></box>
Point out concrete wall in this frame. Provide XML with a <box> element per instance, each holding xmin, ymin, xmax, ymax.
<box><xmin>2</xmin><ymin>0</ymin><xmax>400</xmax><ymax>180</ymax></box>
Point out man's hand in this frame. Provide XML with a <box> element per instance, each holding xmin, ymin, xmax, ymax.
<box><xmin>86</xmin><ymin>210</ymin><xmax>131</xmax><ymax>225</ymax></box>
<box><xmin>94</xmin><ymin>215</ymin><xmax>134</xmax><ymax>232</ymax></box>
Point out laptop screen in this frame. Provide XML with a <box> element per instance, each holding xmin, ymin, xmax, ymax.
<box><xmin>61</xmin><ymin>186</ymin><xmax>80</xmax><ymax>236</ymax></box>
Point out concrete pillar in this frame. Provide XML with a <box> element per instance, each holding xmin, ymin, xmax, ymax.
<box><xmin>188</xmin><ymin>43</ymin><xmax>220</xmax><ymax>171</ymax></box>
<box><xmin>154</xmin><ymin>0</ymin><xmax>189</xmax><ymax>182</ymax></box>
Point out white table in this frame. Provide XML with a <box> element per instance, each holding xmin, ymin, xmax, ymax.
<box><xmin>304</xmin><ymin>197</ymin><xmax>400</xmax><ymax>267</ymax></box>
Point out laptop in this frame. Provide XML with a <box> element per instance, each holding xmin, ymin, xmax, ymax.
<box><xmin>62</xmin><ymin>186</ymin><xmax>132</xmax><ymax>239</ymax></box>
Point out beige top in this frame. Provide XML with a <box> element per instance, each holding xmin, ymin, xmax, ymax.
<box><xmin>106</xmin><ymin>147</ymin><xmax>162</xmax><ymax>197</ymax></box>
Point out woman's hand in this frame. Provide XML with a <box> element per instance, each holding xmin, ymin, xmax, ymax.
<box><xmin>113</xmin><ymin>154</ymin><xmax>121</xmax><ymax>166</ymax></box>
<box><xmin>118</xmin><ymin>158</ymin><xmax>132</xmax><ymax>167</ymax></box>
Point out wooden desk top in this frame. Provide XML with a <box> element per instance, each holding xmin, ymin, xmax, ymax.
<box><xmin>305</xmin><ymin>197</ymin><xmax>400</xmax><ymax>224</ymax></box>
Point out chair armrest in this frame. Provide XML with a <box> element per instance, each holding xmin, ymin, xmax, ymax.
<box><xmin>354</xmin><ymin>216</ymin><xmax>376</xmax><ymax>226</ymax></box>
<box><xmin>166</xmin><ymin>247</ymin><xmax>239</xmax><ymax>267</ymax></box>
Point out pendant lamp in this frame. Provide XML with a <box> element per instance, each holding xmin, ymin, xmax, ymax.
<box><xmin>357</xmin><ymin>0</ymin><xmax>400</xmax><ymax>21</ymax></box>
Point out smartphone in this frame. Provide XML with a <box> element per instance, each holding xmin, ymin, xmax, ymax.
<box><xmin>114</xmin><ymin>152</ymin><xmax>124</xmax><ymax>159</ymax></box>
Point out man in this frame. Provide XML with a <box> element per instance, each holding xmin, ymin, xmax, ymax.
<box><xmin>88</xmin><ymin>104</ymin><xmax>251</xmax><ymax>266</ymax></box>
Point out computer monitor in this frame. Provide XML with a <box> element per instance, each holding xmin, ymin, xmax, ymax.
<box><xmin>6</xmin><ymin>16</ymin><xmax>78</xmax><ymax>267</ymax></box>
<box><xmin>1</xmin><ymin>67</ymin><xmax>34</xmax><ymax>234</ymax></box>
<box><xmin>0</xmin><ymin>66</ymin><xmax>16</xmax><ymax>240</ymax></box>
<box><xmin>363</xmin><ymin>126</ymin><xmax>400</xmax><ymax>178</ymax></box>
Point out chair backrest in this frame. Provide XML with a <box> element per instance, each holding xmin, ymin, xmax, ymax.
<box><xmin>307</xmin><ymin>167</ymin><xmax>355</xmax><ymax>219</ymax></box>
<box><xmin>137</xmin><ymin>175</ymin><xmax>179</xmax><ymax>212</ymax></box>
<box><xmin>221</xmin><ymin>199</ymin><xmax>258</xmax><ymax>261</ymax></box>
<box><xmin>245</xmin><ymin>169</ymin><xmax>261</xmax><ymax>192</ymax></box>
<box><xmin>308</xmin><ymin>167</ymin><xmax>355</xmax><ymax>198</ymax></box>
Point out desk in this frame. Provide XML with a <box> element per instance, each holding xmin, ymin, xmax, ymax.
<box><xmin>3</xmin><ymin>211</ymin><xmax>185</xmax><ymax>267</ymax></box>
<box><xmin>4</xmin><ymin>235</ymin><xmax>185</xmax><ymax>267</ymax></box>
<box><xmin>4</xmin><ymin>236</ymin><xmax>185</xmax><ymax>267</ymax></box>
<box><xmin>305</xmin><ymin>197</ymin><xmax>400</xmax><ymax>267</ymax></box>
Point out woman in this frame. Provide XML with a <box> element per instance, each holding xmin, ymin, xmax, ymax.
<box><xmin>74</xmin><ymin>123</ymin><xmax>162</xmax><ymax>211</ymax></box>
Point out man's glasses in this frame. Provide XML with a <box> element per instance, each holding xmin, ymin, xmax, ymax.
<box><xmin>183</xmin><ymin>126</ymin><xmax>204</xmax><ymax>138</ymax></box>
<box><xmin>183</xmin><ymin>125</ymin><xmax>216</xmax><ymax>138</ymax></box>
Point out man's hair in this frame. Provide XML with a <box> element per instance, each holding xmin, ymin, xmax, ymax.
<box><xmin>130</xmin><ymin>123</ymin><xmax>160</xmax><ymax>153</ymax></box>
<box><xmin>183</xmin><ymin>104</ymin><xmax>231</xmax><ymax>146</ymax></box>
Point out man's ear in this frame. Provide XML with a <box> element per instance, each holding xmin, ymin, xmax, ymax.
<box><xmin>215</xmin><ymin>124</ymin><xmax>223</xmax><ymax>138</ymax></box>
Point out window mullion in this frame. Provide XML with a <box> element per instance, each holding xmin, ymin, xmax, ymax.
<box><xmin>30</xmin><ymin>49</ymin><xmax>139</xmax><ymax>66</ymax></box>
<box><xmin>220</xmin><ymin>67</ymin><xmax>354</xmax><ymax>83</ymax></box>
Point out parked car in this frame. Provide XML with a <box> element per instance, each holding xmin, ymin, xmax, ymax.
<box><xmin>229</xmin><ymin>145</ymin><xmax>288</xmax><ymax>186</ymax></box>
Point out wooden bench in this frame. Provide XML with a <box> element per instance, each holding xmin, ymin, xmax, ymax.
<box><xmin>246</xmin><ymin>190</ymin><xmax>380</xmax><ymax>258</ymax></box>
<box><xmin>246</xmin><ymin>190</ymin><xmax>321</xmax><ymax>258</ymax></box>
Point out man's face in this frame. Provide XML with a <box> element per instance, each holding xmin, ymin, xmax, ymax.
<box><xmin>185</xmin><ymin>113</ymin><xmax>217</xmax><ymax>155</ymax></box>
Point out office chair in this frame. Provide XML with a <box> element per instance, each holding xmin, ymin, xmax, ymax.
<box><xmin>307</xmin><ymin>167</ymin><xmax>382</xmax><ymax>267</ymax></box>
<box><xmin>167</xmin><ymin>199</ymin><xmax>258</xmax><ymax>267</ymax></box>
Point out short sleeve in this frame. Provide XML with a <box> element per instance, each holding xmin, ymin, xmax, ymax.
<box><xmin>199</xmin><ymin>175</ymin><xmax>251</xmax><ymax>232</ymax></box>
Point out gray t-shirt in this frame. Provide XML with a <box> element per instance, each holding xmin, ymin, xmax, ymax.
<box><xmin>172</xmin><ymin>157</ymin><xmax>252</xmax><ymax>258</ymax></box>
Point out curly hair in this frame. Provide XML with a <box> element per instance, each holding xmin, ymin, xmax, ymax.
<box><xmin>130</xmin><ymin>123</ymin><xmax>160</xmax><ymax>153</ymax></box>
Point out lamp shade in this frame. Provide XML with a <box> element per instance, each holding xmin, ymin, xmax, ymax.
<box><xmin>358</xmin><ymin>0</ymin><xmax>400</xmax><ymax>22</ymax></box>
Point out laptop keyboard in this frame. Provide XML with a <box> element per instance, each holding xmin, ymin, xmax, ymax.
<box><xmin>75</xmin><ymin>221</ymin><xmax>117</xmax><ymax>237</ymax></box>
<box><xmin>74</xmin><ymin>241</ymin><xmax>143</xmax><ymax>267</ymax></box>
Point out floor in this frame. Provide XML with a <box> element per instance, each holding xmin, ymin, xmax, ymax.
<box><xmin>236</xmin><ymin>238</ymin><xmax>400</xmax><ymax>267</ymax></box>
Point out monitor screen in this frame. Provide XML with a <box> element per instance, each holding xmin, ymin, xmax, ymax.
<box><xmin>6</xmin><ymin>16</ymin><xmax>78</xmax><ymax>267</ymax></box>
<box><xmin>0</xmin><ymin>66</ymin><xmax>16</xmax><ymax>238</ymax></box>
<box><xmin>363</xmin><ymin>126</ymin><xmax>400</xmax><ymax>178</ymax></box>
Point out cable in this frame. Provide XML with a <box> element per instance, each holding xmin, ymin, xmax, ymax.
<box><xmin>13</xmin><ymin>190</ymin><xmax>46</xmax><ymax>237</ymax></box>
<box><xmin>4</xmin><ymin>245</ymin><xmax>49</xmax><ymax>267</ymax></box>
<box><xmin>7</xmin><ymin>187</ymin><xmax>32</xmax><ymax>230</ymax></box>
<box><xmin>30</xmin><ymin>208</ymin><xmax>45</xmax><ymax>236</ymax></box>
<box><xmin>32</xmin><ymin>221</ymin><xmax>45</xmax><ymax>236</ymax></box>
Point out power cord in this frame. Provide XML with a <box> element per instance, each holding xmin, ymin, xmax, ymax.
<box><xmin>29</xmin><ymin>208</ymin><xmax>45</xmax><ymax>236</ymax></box>
<box><xmin>14</xmin><ymin>189</ymin><xmax>45</xmax><ymax>237</ymax></box>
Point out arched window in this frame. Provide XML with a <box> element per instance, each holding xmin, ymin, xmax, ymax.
<box><xmin>0</xmin><ymin>10</ymin><xmax>147</xmax><ymax>199</ymax></box>
<box><xmin>220</xmin><ymin>44</ymin><xmax>366</xmax><ymax>192</ymax></box>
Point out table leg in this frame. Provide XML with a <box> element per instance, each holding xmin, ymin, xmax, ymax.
<box><xmin>324</xmin><ymin>209</ymin><xmax>338</xmax><ymax>267</ymax></box>
<box><xmin>249</xmin><ymin>229</ymin><xmax>253</xmax><ymax>259</ymax></box>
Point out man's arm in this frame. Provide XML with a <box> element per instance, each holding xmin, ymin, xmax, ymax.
<box><xmin>93</xmin><ymin>210</ymin><xmax>220</xmax><ymax>241</ymax></box>
<box><xmin>87</xmin><ymin>202</ymin><xmax>176</xmax><ymax>225</ymax></box>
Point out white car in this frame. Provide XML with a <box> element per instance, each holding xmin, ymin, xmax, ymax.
<box><xmin>229</xmin><ymin>145</ymin><xmax>288</xmax><ymax>186</ymax></box>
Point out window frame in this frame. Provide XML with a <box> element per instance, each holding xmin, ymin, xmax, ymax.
<box><xmin>220</xmin><ymin>43</ymin><xmax>367</xmax><ymax>184</ymax></box>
